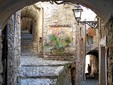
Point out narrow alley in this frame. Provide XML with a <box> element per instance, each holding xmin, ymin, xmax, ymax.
<box><xmin>84</xmin><ymin>79</ymin><xmax>98</xmax><ymax>85</ymax></box>
<box><xmin>20</xmin><ymin>51</ymin><xmax>98</xmax><ymax>85</ymax></box>
<box><xmin>1</xmin><ymin>0</ymin><xmax>113</xmax><ymax>85</ymax></box>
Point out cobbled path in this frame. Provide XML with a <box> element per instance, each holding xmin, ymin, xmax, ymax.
<box><xmin>84</xmin><ymin>79</ymin><xmax>98</xmax><ymax>85</ymax></box>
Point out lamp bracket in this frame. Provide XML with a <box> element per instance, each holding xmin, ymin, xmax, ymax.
<box><xmin>80</xmin><ymin>21</ymin><xmax>98</xmax><ymax>28</ymax></box>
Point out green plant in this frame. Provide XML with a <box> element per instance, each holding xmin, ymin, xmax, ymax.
<box><xmin>47</xmin><ymin>33</ymin><xmax>72</xmax><ymax>55</ymax></box>
<box><xmin>49</xmin><ymin>34</ymin><xmax>65</xmax><ymax>55</ymax></box>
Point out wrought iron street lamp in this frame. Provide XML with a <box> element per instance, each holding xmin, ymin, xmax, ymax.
<box><xmin>72</xmin><ymin>5</ymin><xmax>83</xmax><ymax>23</ymax></box>
<box><xmin>72</xmin><ymin>5</ymin><xmax>98</xmax><ymax>84</ymax></box>
<box><xmin>72</xmin><ymin>5</ymin><xmax>87</xmax><ymax>84</ymax></box>
<box><xmin>72</xmin><ymin>5</ymin><xmax>98</xmax><ymax>28</ymax></box>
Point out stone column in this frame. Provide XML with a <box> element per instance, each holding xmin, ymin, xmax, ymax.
<box><xmin>75</xmin><ymin>24</ymin><xmax>84</xmax><ymax>85</ymax></box>
<box><xmin>98</xmin><ymin>17</ymin><xmax>107</xmax><ymax>85</ymax></box>
<box><xmin>75</xmin><ymin>22</ymin><xmax>86</xmax><ymax>85</ymax></box>
<box><xmin>14</xmin><ymin>11</ymin><xmax>21</xmax><ymax>84</ymax></box>
<box><xmin>99</xmin><ymin>46</ymin><xmax>106</xmax><ymax>85</ymax></box>
<box><xmin>7</xmin><ymin>11</ymin><xmax>21</xmax><ymax>85</ymax></box>
<box><xmin>7</xmin><ymin>14</ymin><xmax>15</xmax><ymax>85</ymax></box>
<box><xmin>37</xmin><ymin>7</ymin><xmax>43</xmax><ymax>55</ymax></box>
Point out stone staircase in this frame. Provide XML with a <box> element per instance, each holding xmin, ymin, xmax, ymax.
<box><xmin>19</xmin><ymin>55</ymin><xmax>71</xmax><ymax>85</ymax></box>
<box><xmin>21</xmin><ymin>34</ymin><xmax>34</xmax><ymax>55</ymax></box>
<box><xmin>20</xmin><ymin>34</ymin><xmax>71</xmax><ymax>85</ymax></box>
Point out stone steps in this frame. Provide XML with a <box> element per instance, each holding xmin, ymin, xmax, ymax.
<box><xmin>19</xmin><ymin>64</ymin><xmax>71</xmax><ymax>85</ymax></box>
<box><xmin>20</xmin><ymin>78</ymin><xmax>57</xmax><ymax>85</ymax></box>
<box><xmin>20</xmin><ymin>65</ymin><xmax>64</xmax><ymax>78</ymax></box>
<box><xmin>20</xmin><ymin>51</ymin><xmax>71</xmax><ymax>85</ymax></box>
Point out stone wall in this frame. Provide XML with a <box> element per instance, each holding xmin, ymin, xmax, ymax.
<box><xmin>99</xmin><ymin>16</ymin><xmax>113</xmax><ymax>85</ymax></box>
<box><xmin>106</xmin><ymin>16</ymin><xmax>113</xmax><ymax>46</ymax></box>
<box><xmin>105</xmin><ymin>16</ymin><xmax>113</xmax><ymax>85</ymax></box>
<box><xmin>108</xmin><ymin>51</ymin><xmax>113</xmax><ymax>85</ymax></box>
<box><xmin>37</xmin><ymin>3</ymin><xmax>75</xmax><ymax>51</ymax></box>
<box><xmin>40</xmin><ymin>3</ymin><xmax>85</xmax><ymax>85</ymax></box>
<box><xmin>38</xmin><ymin>2</ymin><xmax>59</xmax><ymax>47</ymax></box>
<box><xmin>90</xmin><ymin>55</ymin><xmax>98</xmax><ymax>77</ymax></box>
<box><xmin>7</xmin><ymin>11</ymin><xmax>21</xmax><ymax>85</ymax></box>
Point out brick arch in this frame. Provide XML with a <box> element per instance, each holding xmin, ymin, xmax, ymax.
<box><xmin>0</xmin><ymin>0</ymin><xmax>113</xmax><ymax>28</ymax></box>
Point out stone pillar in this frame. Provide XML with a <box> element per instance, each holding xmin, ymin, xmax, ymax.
<box><xmin>0</xmin><ymin>28</ymin><xmax>3</xmax><ymax>85</ymax></box>
<box><xmin>98</xmin><ymin>17</ymin><xmax>107</xmax><ymax>85</ymax></box>
<box><xmin>7</xmin><ymin>11</ymin><xmax>21</xmax><ymax>85</ymax></box>
<box><xmin>75</xmin><ymin>25</ymin><xmax>83</xmax><ymax>85</ymax></box>
<box><xmin>75</xmin><ymin>23</ymin><xmax>85</xmax><ymax>85</ymax></box>
<box><xmin>14</xmin><ymin>11</ymin><xmax>21</xmax><ymax>84</ymax></box>
<box><xmin>99</xmin><ymin>46</ymin><xmax>106</xmax><ymax>85</ymax></box>
<box><xmin>37</xmin><ymin>7</ymin><xmax>43</xmax><ymax>55</ymax></box>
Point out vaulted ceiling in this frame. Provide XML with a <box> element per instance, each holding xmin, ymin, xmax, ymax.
<box><xmin>0</xmin><ymin>0</ymin><xmax>113</xmax><ymax>28</ymax></box>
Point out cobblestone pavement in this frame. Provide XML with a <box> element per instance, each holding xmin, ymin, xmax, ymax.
<box><xmin>84</xmin><ymin>79</ymin><xmax>98</xmax><ymax>85</ymax></box>
<box><xmin>20</xmin><ymin>55</ymin><xmax>70</xmax><ymax>66</ymax></box>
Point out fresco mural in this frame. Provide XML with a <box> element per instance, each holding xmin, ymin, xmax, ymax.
<box><xmin>44</xmin><ymin>26</ymin><xmax>73</xmax><ymax>55</ymax></box>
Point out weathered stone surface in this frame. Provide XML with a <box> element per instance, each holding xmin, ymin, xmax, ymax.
<box><xmin>20</xmin><ymin>66</ymin><xmax>64</xmax><ymax>77</ymax></box>
<box><xmin>104</xmin><ymin>16</ymin><xmax>113</xmax><ymax>85</ymax></box>
<box><xmin>7</xmin><ymin>11</ymin><xmax>21</xmax><ymax>85</ymax></box>
<box><xmin>108</xmin><ymin>52</ymin><xmax>113</xmax><ymax>85</ymax></box>
<box><xmin>83</xmin><ymin>79</ymin><xmax>98</xmax><ymax>85</ymax></box>
<box><xmin>20</xmin><ymin>78</ymin><xmax>57</xmax><ymax>85</ymax></box>
<box><xmin>20</xmin><ymin>55</ymin><xmax>70</xmax><ymax>66</ymax></box>
<box><xmin>106</xmin><ymin>16</ymin><xmax>113</xmax><ymax>46</ymax></box>
<box><xmin>75</xmin><ymin>24</ymin><xmax>86</xmax><ymax>85</ymax></box>
<box><xmin>20</xmin><ymin>54</ymin><xmax>71</xmax><ymax>85</ymax></box>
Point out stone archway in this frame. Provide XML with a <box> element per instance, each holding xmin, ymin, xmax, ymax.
<box><xmin>0</xmin><ymin>4</ymin><xmax>43</xmax><ymax>85</ymax></box>
<box><xmin>21</xmin><ymin>5</ymin><xmax>43</xmax><ymax>54</ymax></box>
<box><xmin>0</xmin><ymin>0</ymin><xmax>113</xmax><ymax>28</ymax></box>
<box><xmin>0</xmin><ymin>0</ymin><xmax>113</xmax><ymax>85</ymax></box>
<box><xmin>86</xmin><ymin>50</ymin><xmax>99</xmax><ymax>78</ymax></box>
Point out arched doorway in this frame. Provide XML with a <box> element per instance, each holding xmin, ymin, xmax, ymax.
<box><xmin>0</xmin><ymin>0</ymin><xmax>112</xmax><ymax>27</ymax></box>
<box><xmin>85</xmin><ymin>50</ymin><xmax>99</xmax><ymax>79</ymax></box>
<box><xmin>0</xmin><ymin>4</ymin><xmax>44</xmax><ymax>85</ymax></box>
<box><xmin>21</xmin><ymin>5</ymin><xmax>43</xmax><ymax>54</ymax></box>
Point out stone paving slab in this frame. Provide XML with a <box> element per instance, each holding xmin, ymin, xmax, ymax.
<box><xmin>20</xmin><ymin>55</ymin><xmax>70</xmax><ymax>66</ymax></box>
<box><xmin>20</xmin><ymin>66</ymin><xmax>64</xmax><ymax>78</ymax></box>
<box><xmin>20</xmin><ymin>53</ymin><xmax>71</xmax><ymax>85</ymax></box>
<box><xmin>84</xmin><ymin>79</ymin><xmax>98</xmax><ymax>85</ymax></box>
<box><xmin>20</xmin><ymin>78</ymin><xmax>57</xmax><ymax>85</ymax></box>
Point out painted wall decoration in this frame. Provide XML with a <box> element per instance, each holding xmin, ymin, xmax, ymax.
<box><xmin>44</xmin><ymin>26</ymin><xmax>73</xmax><ymax>55</ymax></box>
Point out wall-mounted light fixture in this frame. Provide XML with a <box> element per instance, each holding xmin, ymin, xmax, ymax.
<box><xmin>72</xmin><ymin>5</ymin><xmax>98</xmax><ymax>28</ymax></box>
